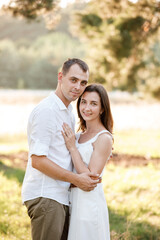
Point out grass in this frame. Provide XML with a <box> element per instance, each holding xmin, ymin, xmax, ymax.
<box><xmin>0</xmin><ymin>156</ymin><xmax>160</xmax><ymax>240</ymax></box>
<box><xmin>1</xmin><ymin>129</ymin><xmax>160</xmax><ymax>158</ymax></box>
<box><xmin>0</xmin><ymin>134</ymin><xmax>28</xmax><ymax>154</ymax></box>
<box><xmin>0</xmin><ymin>131</ymin><xmax>160</xmax><ymax>239</ymax></box>
<box><xmin>113</xmin><ymin>129</ymin><xmax>160</xmax><ymax>158</ymax></box>
<box><xmin>103</xmin><ymin>163</ymin><xmax>160</xmax><ymax>239</ymax></box>
<box><xmin>0</xmin><ymin>162</ymin><xmax>30</xmax><ymax>240</ymax></box>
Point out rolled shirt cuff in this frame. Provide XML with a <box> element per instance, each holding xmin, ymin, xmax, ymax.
<box><xmin>29</xmin><ymin>140</ymin><xmax>49</xmax><ymax>157</ymax></box>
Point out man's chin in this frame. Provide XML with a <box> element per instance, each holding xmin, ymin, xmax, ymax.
<box><xmin>71</xmin><ymin>94</ymin><xmax>80</xmax><ymax>101</ymax></box>
<box><xmin>65</xmin><ymin>96</ymin><xmax>78</xmax><ymax>103</ymax></box>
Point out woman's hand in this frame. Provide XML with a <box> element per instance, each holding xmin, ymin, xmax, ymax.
<box><xmin>61</xmin><ymin>123</ymin><xmax>76</xmax><ymax>152</ymax></box>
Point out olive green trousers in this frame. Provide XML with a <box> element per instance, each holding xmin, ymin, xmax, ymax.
<box><xmin>25</xmin><ymin>197</ymin><xmax>69</xmax><ymax>240</ymax></box>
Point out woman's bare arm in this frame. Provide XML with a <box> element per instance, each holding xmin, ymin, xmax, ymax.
<box><xmin>62</xmin><ymin>123</ymin><xmax>112</xmax><ymax>175</ymax></box>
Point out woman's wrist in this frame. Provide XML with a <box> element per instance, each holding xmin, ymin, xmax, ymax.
<box><xmin>69</xmin><ymin>145</ymin><xmax>77</xmax><ymax>153</ymax></box>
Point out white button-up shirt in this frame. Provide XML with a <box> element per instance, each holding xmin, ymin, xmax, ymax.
<box><xmin>22</xmin><ymin>92</ymin><xmax>75</xmax><ymax>205</ymax></box>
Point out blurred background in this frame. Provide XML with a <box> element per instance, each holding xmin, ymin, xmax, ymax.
<box><xmin>0</xmin><ymin>0</ymin><xmax>160</xmax><ymax>239</ymax></box>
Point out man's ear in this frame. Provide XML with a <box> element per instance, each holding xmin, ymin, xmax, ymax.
<box><xmin>58</xmin><ymin>72</ymin><xmax>63</xmax><ymax>82</ymax></box>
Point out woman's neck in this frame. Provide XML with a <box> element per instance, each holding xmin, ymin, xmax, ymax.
<box><xmin>85</xmin><ymin>120</ymin><xmax>104</xmax><ymax>134</ymax></box>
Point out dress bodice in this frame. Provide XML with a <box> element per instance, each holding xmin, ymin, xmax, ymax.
<box><xmin>75</xmin><ymin>130</ymin><xmax>113</xmax><ymax>167</ymax></box>
<box><xmin>68</xmin><ymin>130</ymin><xmax>112</xmax><ymax>240</ymax></box>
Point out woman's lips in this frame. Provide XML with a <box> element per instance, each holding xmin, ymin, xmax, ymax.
<box><xmin>82</xmin><ymin>112</ymin><xmax>92</xmax><ymax>117</ymax></box>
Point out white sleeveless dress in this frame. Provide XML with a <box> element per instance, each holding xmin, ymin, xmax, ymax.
<box><xmin>67</xmin><ymin>130</ymin><xmax>112</xmax><ymax>240</ymax></box>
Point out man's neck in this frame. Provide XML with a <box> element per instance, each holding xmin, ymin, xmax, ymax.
<box><xmin>55</xmin><ymin>88</ymin><xmax>70</xmax><ymax>108</ymax></box>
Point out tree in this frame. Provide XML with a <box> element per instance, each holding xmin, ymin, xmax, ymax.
<box><xmin>2</xmin><ymin>0</ymin><xmax>57</xmax><ymax>19</ymax></box>
<box><xmin>72</xmin><ymin>0</ymin><xmax>160</xmax><ymax>97</ymax></box>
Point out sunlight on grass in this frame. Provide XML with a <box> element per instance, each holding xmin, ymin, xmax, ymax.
<box><xmin>103</xmin><ymin>163</ymin><xmax>160</xmax><ymax>239</ymax></box>
<box><xmin>114</xmin><ymin>129</ymin><xmax>160</xmax><ymax>158</ymax></box>
<box><xmin>1</xmin><ymin>129</ymin><xmax>160</xmax><ymax>158</ymax></box>
<box><xmin>0</xmin><ymin>171</ymin><xmax>31</xmax><ymax>240</ymax></box>
<box><xmin>0</xmin><ymin>155</ymin><xmax>160</xmax><ymax>239</ymax></box>
<box><xmin>0</xmin><ymin>134</ymin><xmax>28</xmax><ymax>154</ymax></box>
<box><xmin>0</xmin><ymin>129</ymin><xmax>160</xmax><ymax>239</ymax></box>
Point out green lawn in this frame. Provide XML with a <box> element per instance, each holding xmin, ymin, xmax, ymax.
<box><xmin>103</xmin><ymin>163</ymin><xmax>160</xmax><ymax>239</ymax></box>
<box><xmin>0</xmin><ymin>130</ymin><xmax>160</xmax><ymax>239</ymax></box>
<box><xmin>1</xmin><ymin>129</ymin><xmax>160</xmax><ymax>157</ymax></box>
<box><xmin>114</xmin><ymin>129</ymin><xmax>160</xmax><ymax>158</ymax></box>
<box><xmin>0</xmin><ymin>134</ymin><xmax>28</xmax><ymax>154</ymax></box>
<box><xmin>0</xmin><ymin>162</ymin><xmax>30</xmax><ymax>240</ymax></box>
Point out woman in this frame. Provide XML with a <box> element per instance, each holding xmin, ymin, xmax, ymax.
<box><xmin>62</xmin><ymin>84</ymin><xmax>113</xmax><ymax>240</ymax></box>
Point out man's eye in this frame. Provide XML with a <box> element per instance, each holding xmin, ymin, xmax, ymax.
<box><xmin>71</xmin><ymin>79</ymin><xmax>76</xmax><ymax>82</ymax></box>
<box><xmin>81</xmin><ymin>82</ymin><xmax>87</xmax><ymax>86</ymax></box>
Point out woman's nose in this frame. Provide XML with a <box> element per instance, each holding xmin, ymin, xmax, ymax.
<box><xmin>84</xmin><ymin>104</ymin><xmax>91</xmax><ymax>111</ymax></box>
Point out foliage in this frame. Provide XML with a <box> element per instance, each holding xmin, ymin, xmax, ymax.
<box><xmin>0</xmin><ymin>14</ymin><xmax>48</xmax><ymax>42</ymax></box>
<box><xmin>0</xmin><ymin>32</ymin><xmax>86</xmax><ymax>89</ymax></box>
<box><xmin>72</xmin><ymin>0</ymin><xmax>160</xmax><ymax>98</ymax></box>
<box><xmin>2</xmin><ymin>0</ymin><xmax>57</xmax><ymax>19</ymax></box>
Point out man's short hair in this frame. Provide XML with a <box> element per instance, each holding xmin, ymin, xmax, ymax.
<box><xmin>62</xmin><ymin>58</ymin><xmax>89</xmax><ymax>75</ymax></box>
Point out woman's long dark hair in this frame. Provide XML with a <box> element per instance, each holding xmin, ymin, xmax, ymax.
<box><xmin>77</xmin><ymin>84</ymin><xmax>113</xmax><ymax>134</ymax></box>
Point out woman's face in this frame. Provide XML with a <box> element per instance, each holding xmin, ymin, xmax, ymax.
<box><xmin>79</xmin><ymin>91</ymin><xmax>103</xmax><ymax>122</ymax></box>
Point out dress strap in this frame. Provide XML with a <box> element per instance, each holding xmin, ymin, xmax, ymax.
<box><xmin>90</xmin><ymin>130</ymin><xmax>113</xmax><ymax>143</ymax></box>
<box><xmin>75</xmin><ymin>132</ymin><xmax>81</xmax><ymax>141</ymax></box>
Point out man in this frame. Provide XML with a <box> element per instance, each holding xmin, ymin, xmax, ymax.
<box><xmin>22</xmin><ymin>58</ymin><xmax>100</xmax><ymax>240</ymax></box>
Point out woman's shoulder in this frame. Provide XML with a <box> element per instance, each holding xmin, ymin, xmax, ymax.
<box><xmin>98</xmin><ymin>132</ymin><xmax>112</xmax><ymax>142</ymax></box>
<box><xmin>96</xmin><ymin>129</ymin><xmax>113</xmax><ymax>140</ymax></box>
<box><xmin>93</xmin><ymin>130</ymin><xmax>113</xmax><ymax>149</ymax></box>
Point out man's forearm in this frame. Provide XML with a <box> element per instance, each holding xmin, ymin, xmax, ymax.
<box><xmin>31</xmin><ymin>155</ymin><xmax>100</xmax><ymax>191</ymax></box>
<box><xmin>31</xmin><ymin>155</ymin><xmax>77</xmax><ymax>184</ymax></box>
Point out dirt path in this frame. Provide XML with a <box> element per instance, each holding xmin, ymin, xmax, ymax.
<box><xmin>0</xmin><ymin>152</ymin><xmax>159</xmax><ymax>170</ymax></box>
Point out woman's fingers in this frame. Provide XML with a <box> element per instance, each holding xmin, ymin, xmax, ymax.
<box><xmin>62</xmin><ymin>123</ymin><xmax>73</xmax><ymax>137</ymax></box>
<box><xmin>61</xmin><ymin>130</ymin><xmax>66</xmax><ymax>139</ymax></box>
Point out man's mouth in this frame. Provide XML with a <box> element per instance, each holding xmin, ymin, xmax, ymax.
<box><xmin>71</xmin><ymin>91</ymin><xmax>79</xmax><ymax>95</ymax></box>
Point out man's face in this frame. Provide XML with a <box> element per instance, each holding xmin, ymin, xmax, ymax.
<box><xmin>58</xmin><ymin>64</ymin><xmax>89</xmax><ymax>104</ymax></box>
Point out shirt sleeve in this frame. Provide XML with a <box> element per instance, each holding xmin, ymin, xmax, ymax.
<box><xmin>29</xmin><ymin>107</ymin><xmax>56</xmax><ymax>157</ymax></box>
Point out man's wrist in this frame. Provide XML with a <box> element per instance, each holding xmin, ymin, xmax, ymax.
<box><xmin>70</xmin><ymin>173</ymin><xmax>79</xmax><ymax>186</ymax></box>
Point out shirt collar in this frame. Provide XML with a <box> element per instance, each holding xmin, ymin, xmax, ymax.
<box><xmin>50</xmin><ymin>92</ymin><xmax>73</xmax><ymax>112</ymax></box>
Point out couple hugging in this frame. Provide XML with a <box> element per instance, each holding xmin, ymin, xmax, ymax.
<box><xmin>22</xmin><ymin>58</ymin><xmax>113</xmax><ymax>240</ymax></box>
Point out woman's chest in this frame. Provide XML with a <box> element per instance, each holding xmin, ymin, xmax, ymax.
<box><xmin>77</xmin><ymin>143</ymin><xmax>93</xmax><ymax>165</ymax></box>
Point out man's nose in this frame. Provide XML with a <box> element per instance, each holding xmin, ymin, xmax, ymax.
<box><xmin>75</xmin><ymin>82</ymin><xmax>81</xmax><ymax>90</ymax></box>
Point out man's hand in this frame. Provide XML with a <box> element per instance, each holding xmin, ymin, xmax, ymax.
<box><xmin>73</xmin><ymin>172</ymin><xmax>101</xmax><ymax>191</ymax></box>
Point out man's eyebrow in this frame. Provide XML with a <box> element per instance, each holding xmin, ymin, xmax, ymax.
<box><xmin>70</xmin><ymin>76</ymin><xmax>88</xmax><ymax>82</ymax></box>
<box><xmin>70</xmin><ymin>76</ymin><xmax>78</xmax><ymax>79</ymax></box>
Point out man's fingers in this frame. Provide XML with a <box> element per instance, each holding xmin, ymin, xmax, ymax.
<box><xmin>85</xmin><ymin>186</ymin><xmax>95</xmax><ymax>191</ymax></box>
